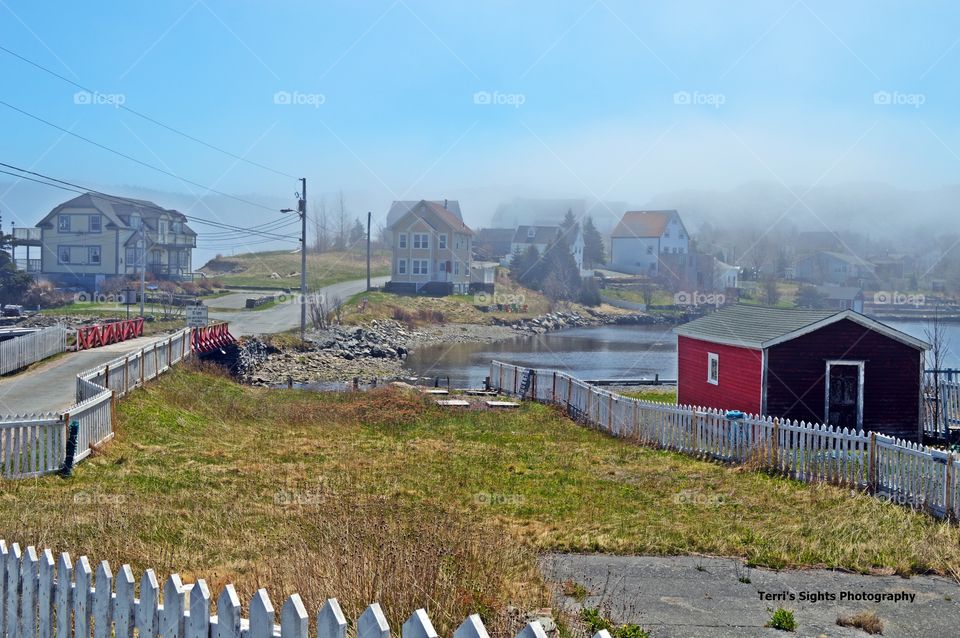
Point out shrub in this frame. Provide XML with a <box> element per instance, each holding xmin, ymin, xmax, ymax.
<box><xmin>581</xmin><ymin>608</ymin><xmax>613</xmax><ymax>634</ymax></box>
<box><xmin>767</xmin><ymin>608</ymin><xmax>796</xmax><ymax>631</ymax></box>
<box><xmin>837</xmin><ymin>610</ymin><xmax>883</xmax><ymax>635</ymax></box>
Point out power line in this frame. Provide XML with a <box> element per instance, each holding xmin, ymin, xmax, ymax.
<box><xmin>0</xmin><ymin>43</ymin><xmax>297</xmax><ymax>180</ymax></box>
<box><xmin>0</xmin><ymin>161</ymin><xmax>296</xmax><ymax>241</ymax></box>
<box><xmin>0</xmin><ymin>100</ymin><xmax>282</xmax><ymax>213</ymax></box>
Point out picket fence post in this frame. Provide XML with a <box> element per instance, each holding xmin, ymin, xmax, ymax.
<box><xmin>869</xmin><ymin>431</ymin><xmax>877</xmax><ymax>494</ymax></box>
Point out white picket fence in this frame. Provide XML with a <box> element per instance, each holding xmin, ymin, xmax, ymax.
<box><xmin>0</xmin><ymin>326</ymin><xmax>67</xmax><ymax>376</ymax></box>
<box><xmin>0</xmin><ymin>329</ymin><xmax>193</xmax><ymax>478</ymax></box>
<box><xmin>0</xmin><ymin>539</ymin><xmax>563</xmax><ymax>638</ymax></box>
<box><xmin>491</xmin><ymin>360</ymin><xmax>960</xmax><ymax>520</ymax></box>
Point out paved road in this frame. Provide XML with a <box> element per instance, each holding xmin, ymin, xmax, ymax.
<box><xmin>208</xmin><ymin>276</ymin><xmax>388</xmax><ymax>336</ymax></box>
<box><xmin>0</xmin><ymin>335</ymin><xmax>163</xmax><ymax>415</ymax></box>
<box><xmin>0</xmin><ymin>277</ymin><xmax>388</xmax><ymax>415</ymax></box>
<box><xmin>543</xmin><ymin>553</ymin><xmax>960</xmax><ymax>638</ymax></box>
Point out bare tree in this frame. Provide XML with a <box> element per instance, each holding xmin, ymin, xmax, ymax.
<box><xmin>312</xmin><ymin>196</ymin><xmax>329</xmax><ymax>253</ymax></box>
<box><xmin>924</xmin><ymin>305</ymin><xmax>952</xmax><ymax>437</ymax></box>
<box><xmin>309</xmin><ymin>292</ymin><xmax>328</xmax><ymax>330</ymax></box>
<box><xmin>334</xmin><ymin>190</ymin><xmax>348</xmax><ymax>251</ymax></box>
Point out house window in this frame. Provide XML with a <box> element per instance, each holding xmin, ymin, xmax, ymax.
<box><xmin>89</xmin><ymin>215</ymin><xmax>102</xmax><ymax>233</ymax></box>
<box><xmin>58</xmin><ymin>246</ymin><xmax>71</xmax><ymax>264</ymax></box>
<box><xmin>664</xmin><ymin>230</ymin><xmax>670</xmax><ymax>238</ymax></box>
<box><xmin>439</xmin><ymin>234</ymin><xmax>447</xmax><ymax>249</ymax></box>
<box><xmin>126</xmin><ymin>247</ymin><xmax>143</xmax><ymax>267</ymax></box>
<box><xmin>438</xmin><ymin>261</ymin><xmax>446</xmax><ymax>273</ymax></box>
<box><xmin>647</xmin><ymin>246</ymin><xmax>654</xmax><ymax>255</ymax></box>
<box><xmin>397</xmin><ymin>259</ymin><xmax>407</xmax><ymax>274</ymax></box>
<box><xmin>130</xmin><ymin>215</ymin><xmax>141</xmax><ymax>229</ymax></box>
<box><xmin>58</xmin><ymin>215</ymin><xmax>70</xmax><ymax>232</ymax></box>
<box><xmin>412</xmin><ymin>260</ymin><xmax>429</xmax><ymax>275</ymax></box>
<box><xmin>707</xmin><ymin>353</ymin><xmax>719</xmax><ymax>385</ymax></box>
<box><xmin>454</xmin><ymin>262</ymin><xmax>460</xmax><ymax>275</ymax></box>
<box><xmin>398</xmin><ymin>233</ymin><xmax>407</xmax><ymax>249</ymax></box>
<box><xmin>87</xmin><ymin>246</ymin><xmax>101</xmax><ymax>265</ymax></box>
<box><xmin>413</xmin><ymin>233</ymin><xmax>429</xmax><ymax>249</ymax></box>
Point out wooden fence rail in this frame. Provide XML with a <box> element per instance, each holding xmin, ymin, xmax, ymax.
<box><xmin>491</xmin><ymin>360</ymin><xmax>960</xmax><ymax>520</ymax></box>
<box><xmin>0</xmin><ymin>539</ymin><xmax>564</xmax><ymax>638</ymax></box>
<box><xmin>0</xmin><ymin>326</ymin><xmax>67</xmax><ymax>376</ymax></box>
<box><xmin>0</xmin><ymin>329</ymin><xmax>194</xmax><ymax>479</ymax></box>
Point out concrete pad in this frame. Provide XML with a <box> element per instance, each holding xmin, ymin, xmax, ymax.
<box><xmin>436</xmin><ymin>400</ymin><xmax>470</xmax><ymax>407</ymax></box>
<box><xmin>542</xmin><ymin>553</ymin><xmax>960</xmax><ymax>638</ymax></box>
<box><xmin>485</xmin><ymin>400</ymin><xmax>520</xmax><ymax>408</ymax></box>
<box><xmin>423</xmin><ymin>389</ymin><xmax>449</xmax><ymax>395</ymax></box>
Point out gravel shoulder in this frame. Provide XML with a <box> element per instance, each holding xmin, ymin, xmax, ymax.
<box><xmin>543</xmin><ymin>553</ymin><xmax>960</xmax><ymax>638</ymax></box>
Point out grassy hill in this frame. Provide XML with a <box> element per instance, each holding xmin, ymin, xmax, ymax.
<box><xmin>1</xmin><ymin>367</ymin><xmax>957</xmax><ymax>636</ymax></box>
<box><xmin>201</xmin><ymin>249</ymin><xmax>390</xmax><ymax>290</ymax></box>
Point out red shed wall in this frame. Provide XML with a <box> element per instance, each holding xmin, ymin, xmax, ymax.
<box><xmin>677</xmin><ymin>335</ymin><xmax>762</xmax><ymax>414</ymax></box>
<box><xmin>765</xmin><ymin>318</ymin><xmax>922</xmax><ymax>441</ymax></box>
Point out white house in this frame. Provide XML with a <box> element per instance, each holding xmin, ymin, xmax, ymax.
<box><xmin>509</xmin><ymin>226</ymin><xmax>561</xmax><ymax>261</ymax></box>
<box><xmin>609</xmin><ymin>210</ymin><xmax>689</xmax><ymax>275</ymax></box>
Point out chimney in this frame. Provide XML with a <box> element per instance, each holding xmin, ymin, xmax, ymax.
<box><xmin>443</xmin><ymin>199</ymin><xmax>448</xmax><ymax>209</ymax></box>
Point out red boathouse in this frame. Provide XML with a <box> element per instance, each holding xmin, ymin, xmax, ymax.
<box><xmin>675</xmin><ymin>305</ymin><xmax>930</xmax><ymax>441</ymax></box>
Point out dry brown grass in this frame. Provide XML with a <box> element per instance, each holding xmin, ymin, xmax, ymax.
<box><xmin>837</xmin><ymin>610</ymin><xmax>884</xmax><ymax>634</ymax></box>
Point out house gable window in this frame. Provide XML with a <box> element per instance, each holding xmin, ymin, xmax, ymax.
<box><xmin>58</xmin><ymin>215</ymin><xmax>70</xmax><ymax>232</ymax></box>
<box><xmin>707</xmin><ymin>352</ymin><xmax>719</xmax><ymax>385</ymax></box>
<box><xmin>88</xmin><ymin>246</ymin><xmax>101</xmax><ymax>265</ymax></box>
<box><xmin>398</xmin><ymin>233</ymin><xmax>407</xmax><ymax>249</ymax></box>
<box><xmin>439</xmin><ymin>233</ymin><xmax>447</xmax><ymax>249</ymax></box>
<box><xmin>413</xmin><ymin>233</ymin><xmax>429</xmax><ymax>249</ymax></box>
<box><xmin>89</xmin><ymin>215</ymin><xmax>102</xmax><ymax>233</ymax></box>
<box><xmin>397</xmin><ymin>259</ymin><xmax>407</xmax><ymax>274</ymax></box>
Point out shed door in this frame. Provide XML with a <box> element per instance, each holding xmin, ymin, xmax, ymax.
<box><xmin>826</xmin><ymin>363</ymin><xmax>862</xmax><ymax>429</ymax></box>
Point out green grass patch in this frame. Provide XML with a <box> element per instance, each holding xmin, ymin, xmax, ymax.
<box><xmin>201</xmin><ymin>250</ymin><xmax>390</xmax><ymax>290</ymax></box>
<box><xmin>3</xmin><ymin>369</ymin><xmax>960</xmax><ymax>631</ymax></box>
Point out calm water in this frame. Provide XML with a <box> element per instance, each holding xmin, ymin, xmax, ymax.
<box><xmin>402</xmin><ymin>319</ymin><xmax>960</xmax><ymax>388</ymax></box>
<box><xmin>402</xmin><ymin>324</ymin><xmax>677</xmax><ymax>387</ymax></box>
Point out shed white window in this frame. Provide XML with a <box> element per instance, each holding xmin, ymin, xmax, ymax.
<box><xmin>707</xmin><ymin>352</ymin><xmax>719</xmax><ymax>385</ymax></box>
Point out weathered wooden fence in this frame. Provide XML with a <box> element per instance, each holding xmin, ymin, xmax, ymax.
<box><xmin>0</xmin><ymin>329</ymin><xmax>193</xmax><ymax>478</ymax></box>
<box><xmin>491</xmin><ymin>360</ymin><xmax>960</xmax><ymax>520</ymax></box>
<box><xmin>922</xmin><ymin>372</ymin><xmax>960</xmax><ymax>439</ymax></box>
<box><xmin>0</xmin><ymin>326</ymin><xmax>67</xmax><ymax>375</ymax></box>
<box><xmin>0</xmin><ymin>539</ymin><xmax>562</xmax><ymax>638</ymax></box>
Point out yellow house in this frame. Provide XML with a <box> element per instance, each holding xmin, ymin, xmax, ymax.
<box><xmin>32</xmin><ymin>193</ymin><xmax>196</xmax><ymax>291</ymax></box>
<box><xmin>384</xmin><ymin>200</ymin><xmax>473</xmax><ymax>295</ymax></box>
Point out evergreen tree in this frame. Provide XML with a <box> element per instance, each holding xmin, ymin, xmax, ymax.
<box><xmin>560</xmin><ymin>208</ymin><xmax>577</xmax><ymax>245</ymax></box>
<box><xmin>0</xmin><ymin>251</ymin><xmax>33</xmax><ymax>305</ymax></box>
<box><xmin>348</xmin><ymin>218</ymin><xmax>365</xmax><ymax>247</ymax></box>
<box><xmin>509</xmin><ymin>245</ymin><xmax>544</xmax><ymax>288</ymax></box>
<box><xmin>582</xmin><ymin>216</ymin><xmax>605</xmax><ymax>267</ymax></box>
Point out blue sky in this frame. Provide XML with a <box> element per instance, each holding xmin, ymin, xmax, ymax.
<box><xmin>2</xmin><ymin>0</ymin><xmax>960</xmax><ymax>255</ymax></box>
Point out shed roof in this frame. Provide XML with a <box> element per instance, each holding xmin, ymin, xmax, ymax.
<box><xmin>675</xmin><ymin>304</ymin><xmax>928</xmax><ymax>351</ymax></box>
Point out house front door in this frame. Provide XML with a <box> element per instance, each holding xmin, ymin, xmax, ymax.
<box><xmin>826</xmin><ymin>362</ymin><xmax>862</xmax><ymax>429</ymax></box>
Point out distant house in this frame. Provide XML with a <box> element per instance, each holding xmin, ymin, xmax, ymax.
<box><xmin>570</xmin><ymin>224</ymin><xmax>587</xmax><ymax>274</ymax></box>
<box><xmin>384</xmin><ymin>200</ymin><xmax>473</xmax><ymax>295</ymax></box>
<box><xmin>609</xmin><ymin>210</ymin><xmax>689</xmax><ymax>275</ymax></box>
<box><xmin>509</xmin><ymin>226</ymin><xmax>561</xmax><ymax>260</ymax></box>
<box><xmin>816</xmin><ymin>285</ymin><xmax>864</xmax><ymax>313</ymax></box>
<box><xmin>713</xmin><ymin>259</ymin><xmax>740</xmax><ymax>290</ymax></box>
<box><xmin>675</xmin><ymin>304</ymin><xmax>928</xmax><ymax>441</ymax></box>
<box><xmin>794</xmin><ymin>251</ymin><xmax>875</xmax><ymax>286</ymax></box>
<box><xmin>18</xmin><ymin>192</ymin><xmax>196</xmax><ymax>292</ymax></box>
<box><xmin>473</xmin><ymin>228</ymin><xmax>514</xmax><ymax>261</ymax></box>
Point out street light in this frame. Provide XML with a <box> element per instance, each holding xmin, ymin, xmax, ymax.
<box><xmin>282</xmin><ymin>177</ymin><xmax>307</xmax><ymax>338</ymax></box>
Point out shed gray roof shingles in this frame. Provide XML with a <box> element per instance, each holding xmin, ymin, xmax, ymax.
<box><xmin>675</xmin><ymin>304</ymin><xmax>837</xmax><ymax>349</ymax></box>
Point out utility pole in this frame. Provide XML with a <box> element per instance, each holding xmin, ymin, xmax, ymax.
<box><xmin>366</xmin><ymin>211</ymin><xmax>371</xmax><ymax>291</ymax></box>
<box><xmin>299</xmin><ymin>178</ymin><xmax>307</xmax><ymax>339</ymax></box>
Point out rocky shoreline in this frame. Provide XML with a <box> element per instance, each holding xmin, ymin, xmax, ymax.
<box><xmin>237</xmin><ymin>309</ymin><xmax>678</xmax><ymax>386</ymax></box>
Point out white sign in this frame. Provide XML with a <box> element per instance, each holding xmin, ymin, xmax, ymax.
<box><xmin>185</xmin><ymin>304</ymin><xmax>208</xmax><ymax>328</ymax></box>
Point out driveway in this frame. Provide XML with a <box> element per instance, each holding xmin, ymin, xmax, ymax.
<box><xmin>209</xmin><ymin>276</ymin><xmax>388</xmax><ymax>336</ymax></box>
<box><xmin>0</xmin><ymin>335</ymin><xmax>162</xmax><ymax>415</ymax></box>
<box><xmin>543</xmin><ymin>553</ymin><xmax>960</xmax><ymax>638</ymax></box>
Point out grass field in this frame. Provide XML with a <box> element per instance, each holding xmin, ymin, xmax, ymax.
<box><xmin>1</xmin><ymin>367</ymin><xmax>958</xmax><ymax>636</ymax></box>
<box><xmin>201</xmin><ymin>250</ymin><xmax>390</xmax><ymax>290</ymax></box>
<box><xmin>619</xmin><ymin>387</ymin><xmax>677</xmax><ymax>403</ymax></box>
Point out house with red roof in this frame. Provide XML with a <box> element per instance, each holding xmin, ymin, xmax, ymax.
<box><xmin>384</xmin><ymin>200</ymin><xmax>474</xmax><ymax>295</ymax></box>
<box><xmin>609</xmin><ymin>210</ymin><xmax>689</xmax><ymax>275</ymax></box>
